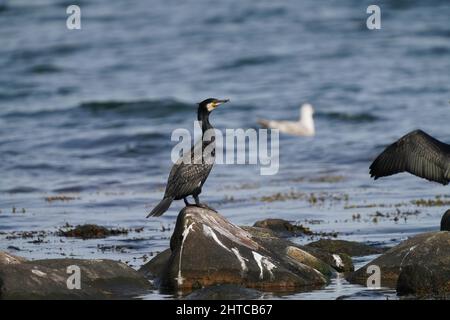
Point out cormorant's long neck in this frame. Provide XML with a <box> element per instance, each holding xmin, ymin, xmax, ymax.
<box><xmin>198</xmin><ymin>108</ymin><xmax>213</xmax><ymax>135</ymax></box>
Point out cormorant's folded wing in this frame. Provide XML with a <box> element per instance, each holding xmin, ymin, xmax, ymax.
<box><xmin>370</xmin><ymin>130</ymin><xmax>450</xmax><ymax>185</ymax></box>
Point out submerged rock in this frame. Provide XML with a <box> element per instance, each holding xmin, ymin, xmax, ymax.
<box><xmin>184</xmin><ymin>284</ymin><xmax>267</xmax><ymax>300</ymax></box>
<box><xmin>253</xmin><ymin>218</ymin><xmax>312</xmax><ymax>237</ymax></box>
<box><xmin>347</xmin><ymin>231</ymin><xmax>450</xmax><ymax>296</ymax></box>
<box><xmin>0</xmin><ymin>251</ymin><xmax>151</xmax><ymax>299</ymax></box>
<box><xmin>300</xmin><ymin>239</ymin><xmax>386</xmax><ymax>273</ymax></box>
<box><xmin>306</xmin><ymin>239</ymin><xmax>386</xmax><ymax>257</ymax></box>
<box><xmin>440</xmin><ymin>210</ymin><xmax>450</xmax><ymax>231</ymax></box>
<box><xmin>142</xmin><ymin>206</ymin><xmax>327</xmax><ymax>293</ymax></box>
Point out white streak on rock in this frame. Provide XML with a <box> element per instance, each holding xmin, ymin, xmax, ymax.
<box><xmin>31</xmin><ymin>269</ymin><xmax>47</xmax><ymax>277</ymax></box>
<box><xmin>252</xmin><ymin>251</ymin><xmax>276</xmax><ymax>280</ymax></box>
<box><xmin>176</xmin><ymin>222</ymin><xmax>195</xmax><ymax>286</ymax></box>
<box><xmin>332</xmin><ymin>254</ymin><xmax>344</xmax><ymax>268</ymax></box>
<box><xmin>198</xmin><ymin>211</ymin><xmax>259</xmax><ymax>250</ymax></box>
<box><xmin>203</xmin><ymin>225</ymin><xmax>230</xmax><ymax>252</ymax></box>
<box><xmin>400</xmin><ymin>245</ymin><xmax>418</xmax><ymax>267</ymax></box>
<box><xmin>231</xmin><ymin>247</ymin><xmax>248</xmax><ymax>276</ymax></box>
<box><xmin>1</xmin><ymin>253</ymin><xmax>22</xmax><ymax>265</ymax></box>
<box><xmin>4</xmin><ymin>255</ymin><xmax>13</xmax><ymax>264</ymax></box>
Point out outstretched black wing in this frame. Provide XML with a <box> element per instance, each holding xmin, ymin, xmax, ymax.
<box><xmin>370</xmin><ymin>130</ymin><xmax>450</xmax><ymax>185</ymax></box>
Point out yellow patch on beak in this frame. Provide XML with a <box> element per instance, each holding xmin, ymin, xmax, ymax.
<box><xmin>206</xmin><ymin>102</ymin><xmax>217</xmax><ymax>112</ymax></box>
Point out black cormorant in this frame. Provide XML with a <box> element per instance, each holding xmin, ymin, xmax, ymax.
<box><xmin>370</xmin><ymin>130</ymin><xmax>450</xmax><ymax>185</ymax></box>
<box><xmin>147</xmin><ymin>98</ymin><xmax>229</xmax><ymax>217</ymax></box>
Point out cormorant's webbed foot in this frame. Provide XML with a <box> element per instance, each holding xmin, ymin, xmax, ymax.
<box><xmin>193</xmin><ymin>195</ymin><xmax>217</xmax><ymax>212</ymax></box>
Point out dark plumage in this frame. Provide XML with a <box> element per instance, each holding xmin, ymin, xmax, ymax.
<box><xmin>147</xmin><ymin>98</ymin><xmax>229</xmax><ymax>217</ymax></box>
<box><xmin>370</xmin><ymin>130</ymin><xmax>450</xmax><ymax>185</ymax></box>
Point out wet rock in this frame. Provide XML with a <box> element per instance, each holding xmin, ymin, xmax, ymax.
<box><xmin>243</xmin><ymin>227</ymin><xmax>335</xmax><ymax>276</ymax></box>
<box><xmin>138</xmin><ymin>248</ymin><xmax>171</xmax><ymax>281</ymax></box>
<box><xmin>0</xmin><ymin>251</ymin><xmax>26</xmax><ymax>265</ymax></box>
<box><xmin>306</xmin><ymin>239</ymin><xmax>386</xmax><ymax>257</ymax></box>
<box><xmin>253</xmin><ymin>219</ymin><xmax>312</xmax><ymax>237</ymax></box>
<box><xmin>300</xmin><ymin>246</ymin><xmax>353</xmax><ymax>273</ymax></box>
<box><xmin>396</xmin><ymin>264</ymin><xmax>450</xmax><ymax>298</ymax></box>
<box><xmin>440</xmin><ymin>210</ymin><xmax>450</xmax><ymax>231</ymax></box>
<box><xmin>347</xmin><ymin>231</ymin><xmax>450</xmax><ymax>292</ymax></box>
<box><xmin>242</xmin><ymin>232</ymin><xmax>352</xmax><ymax>273</ymax></box>
<box><xmin>285</xmin><ymin>246</ymin><xmax>334</xmax><ymax>276</ymax></box>
<box><xmin>241</xmin><ymin>226</ymin><xmax>278</xmax><ymax>238</ymax></box>
<box><xmin>184</xmin><ymin>284</ymin><xmax>266</xmax><ymax>300</ymax></box>
<box><xmin>143</xmin><ymin>207</ymin><xmax>327</xmax><ymax>293</ymax></box>
<box><xmin>0</xmin><ymin>251</ymin><xmax>152</xmax><ymax>299</ymax></box>
<box><xmin>58</xmin><ymin>224</ymin><xmax>128</xmax><ymax>239</ymax></box>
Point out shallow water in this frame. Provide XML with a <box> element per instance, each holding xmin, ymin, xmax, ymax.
<box><xmin>0</xmin><ymin>0</ymin><xmax>449</xmax><ymax>299</ymax></box>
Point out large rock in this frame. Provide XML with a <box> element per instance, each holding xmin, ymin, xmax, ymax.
<box><xmin>347</xmin><ymin>231</ymin><xmax>450</xmax><ymax>295</ymax></box>
<box><xmin>0</xmin><ymin>251</ymin><xmax>152</xmax><ymax>299</ymax></box>
<box><xmin>396</xmin><ymin>264</ymin><xmax>450</xmax><ymax>298</ymax></box>
<box><xmin>142</xmin><ymin>207</ymin><xmax>328</xmax><ymax>293</ymax></box>
<box><xmin>441</xmin><ymin>210</ymin><xmax>450</xmax><ymax>231</ymax></box>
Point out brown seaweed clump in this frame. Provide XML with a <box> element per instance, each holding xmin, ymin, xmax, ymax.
<box><xmin>58</xmin><ymin>224</ymin><xmax>128</xmax><ymax>239</ymax></box>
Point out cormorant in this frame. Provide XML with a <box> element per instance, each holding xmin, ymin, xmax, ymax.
<box><xmin>147</xmin><ymin>98</ymin><xmax>229</xmax><ymax>217</ymax></box>
<box><xmin>258</xmin><ymin>103</ymin><xmax>315</xmax><ymax>136</ymax></box>
<box><xmin>370</xmin><ymin>130</ymin><xmax>450</xmax><ymax>185</ymax></box>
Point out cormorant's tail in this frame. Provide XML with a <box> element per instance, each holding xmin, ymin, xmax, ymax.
<box><xmin>147</xmin><ymin>197</ymin><xmax>174</xmax><ymax>218</ymax></box>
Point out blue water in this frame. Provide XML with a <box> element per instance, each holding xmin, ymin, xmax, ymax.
<box><xmin>1</xmin><ymin>0</ymin><xmax>449</xmax><ymax>299</ymax></box>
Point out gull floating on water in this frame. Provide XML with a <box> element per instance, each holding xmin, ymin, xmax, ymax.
<box><xmin>257</xmin><ymin>103</ymin><xmax>315</xmax><ymax>136</ymax></box>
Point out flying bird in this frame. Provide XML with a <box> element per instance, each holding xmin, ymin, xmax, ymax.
<box><xmin>258</xmin><ymin>103</ymin><xmax>315</xmax><ymax>136</ymax></box>
<box><xmin>370</xmin><ymin>130</ymin><xmax>450</xmax><ymax>185</ymax></box>
<box><xmin>147</xmin><ymin>98</ymin><xmax>229</xmax><ymax>217</ymax></box>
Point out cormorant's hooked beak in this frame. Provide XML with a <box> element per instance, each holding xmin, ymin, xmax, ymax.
<box><xmin>214</xmin><ymin>99</ymin><xmax>230</xmax><ymax>107</ymax></box>
<box><xmin>206</xmin><ymin>98</ymin><xmax>229</xmax><ymax>112</ymax></box>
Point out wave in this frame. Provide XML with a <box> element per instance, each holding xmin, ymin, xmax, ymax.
<box><xmin>58</xmin><ymin>131</ymin><xmax>167</xmax><ymax>151</ymax></box>
<box><xmin>218</xmin><ymin>54</ymin><xmax>284</xmax><ymax>69</ymax></box>
<box><xmin>1</xmin><ymin>98</ymin><xmax>193</xmax><ymax>119</ymax></box>
<box><xmin>79</xmin><ymin>98</ymin><xmax>193</xmax><ymax>117</ymax></box>
<box><xmin>407</xmin><ymin>46</ymin><xmax>450</xmax><ymax>57</ymax></box>
<box><xmin>3</xmin><ymin>186</ymin><xmax>41</xmax><ymax>194</ymax></box>
<box><xmin>9</xmin><ymin>43</ymin><xmax>85</xmax><ymax>62</ymax></box>
<box><xmin>28</xmin><ymin>64</ymin><xmax>62</xmax><ymax>74</ymax></box>
<box><xmin>204</xmin><ymin>6</ymin><xmax>286</xmax><ymax>25</ymax></box>
<box><xmin>317</xmin><ymin>111</ymin><xmax>380</xmax><ymax>123</ymax></box>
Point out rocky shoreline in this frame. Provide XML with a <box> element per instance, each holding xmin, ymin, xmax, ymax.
<box><xmin>1</xmin><ymin>207</ymin><xmax>449</xmax><ymax>299</ymax></box>
<box><xmin>139</xmin><ymin>207</ymin><xmax>383</xmax><ymax>296</ymax></box>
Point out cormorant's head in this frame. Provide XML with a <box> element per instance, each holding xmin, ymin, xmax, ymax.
<box><xmin>198</xmin><ymin>98</ymin><xmax>230</xmax><ymax>113</ymax></box>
